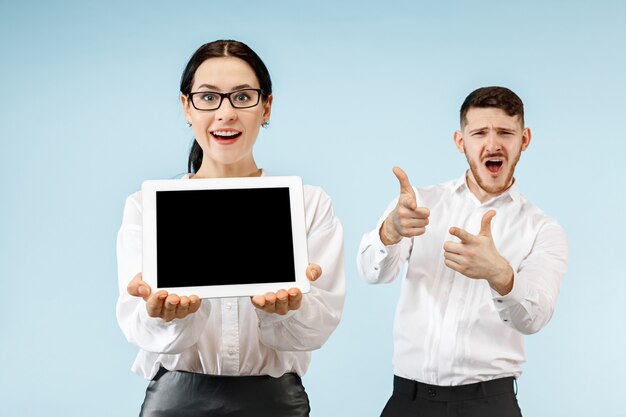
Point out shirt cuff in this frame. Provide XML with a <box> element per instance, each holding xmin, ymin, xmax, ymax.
<box><xmin>491</xmin><ymin>270</ymin><xmax>529</xmax><ymax>309</ymax></box>
<box><xmin>367</xmin><ymin>228</ymin><xmax>401</xmax><ymax>264</ymax></box>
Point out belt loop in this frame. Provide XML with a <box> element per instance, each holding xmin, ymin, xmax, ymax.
<box><xmin>514</xmin><ymin>378</ymin><xmax>518</xmax><ymax>396</ymax></box>
<box><xmin>480</xmin><ymin>381</ymin><xmax>489</xmax><ymax>404</ymax></box>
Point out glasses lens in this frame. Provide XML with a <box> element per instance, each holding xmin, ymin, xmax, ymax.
<box><xmin>192</xmin><ymin>92</ymin><xmax>222</xmax><ymax>110</ymax></box>
<box><xmin>229</xmin><ymin>89</ymin><xmax>260</xmax><ymax>108</ymax></box>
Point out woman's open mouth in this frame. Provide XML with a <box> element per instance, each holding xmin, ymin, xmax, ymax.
<box><xmin>211</xmin><ymin>130</ymin><xmax>242</xmax><ymax>143</ymax></box>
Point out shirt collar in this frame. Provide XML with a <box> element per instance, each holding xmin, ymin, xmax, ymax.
<box><xmin>454</xmin><ymin>170</ymin><xmax>522</xmax><ymax>207</ymax></box>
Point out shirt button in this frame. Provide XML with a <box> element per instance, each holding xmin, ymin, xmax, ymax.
<box><xmin>428</xmin><ymin>388</ymin><xmax>437</xmax><ymax>397</ymax></box>
<box><xmin>497</xmin><ymin>300</ymin><xmax>503</xmax><ymax>303</ymax></box>
<box><xmin>226</xmin><ymin>303</ymin><xmax>232</xmax><ymax>310</ymax></box>
<box><xmin>374</xmin><ymin>266</ymin><xmax>379</xmax><ymax>271</ymax></box>
<box><xmin>228</xmin><ymin>349</ymin><xmax>235</xmax><ymax>355</ymax></box>
<box><xmin>379</xmin><ymin>249</ymin><xmax>385</xmax><ymax>254</ymax></box>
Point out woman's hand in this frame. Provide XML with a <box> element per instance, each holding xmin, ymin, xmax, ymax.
<box><xmin>251</xmin><ymin>263</ymin><xmax>321</xmax><ymax>315</ymax></box>
<box><xmin>127</xmin><ymin>273</ymin><xmax>202</xmax><ymax>322</ymax></box>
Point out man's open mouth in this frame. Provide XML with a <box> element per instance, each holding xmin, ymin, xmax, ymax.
<box><xmin>485</xmin><ymin>159</ymin><xmax>504</xmax><ymax>174</ymax></box>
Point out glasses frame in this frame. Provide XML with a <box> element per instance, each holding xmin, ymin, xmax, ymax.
<box><xmin>188</xmin><ymin>88</ymin><xmax>264</xmax><ymax>111</ymax></box>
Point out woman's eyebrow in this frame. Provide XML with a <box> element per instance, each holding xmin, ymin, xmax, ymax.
<box><xmin>231</xmin><ymin>83</ymin><xmax>254</xmax><ymax>90</ymax></box>
<box><xmin>195</xmin><ymin>83</ymin><xmax>254</xmax><ymax>91</ymax></box>
<box><xmin>195</xmin><ymin>83</ymin><xmax>219</xmax><ymax>90</ymax></box>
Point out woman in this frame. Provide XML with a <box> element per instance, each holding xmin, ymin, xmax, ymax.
<box><xmin>116</xmin><ymin>40</ymin><xmax>346</xmax><ymax>417</ymax></box>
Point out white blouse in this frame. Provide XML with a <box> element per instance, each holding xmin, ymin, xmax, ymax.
<box><xmin>116</xmin><ymin>172</ymin><xmax>346</xmax><ymax>380</ymax></box>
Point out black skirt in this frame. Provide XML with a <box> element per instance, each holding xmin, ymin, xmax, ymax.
<box><xmin>139</xmin><ymin>368</ymin><xmax>310</xmax><ymax>417</ymax></box>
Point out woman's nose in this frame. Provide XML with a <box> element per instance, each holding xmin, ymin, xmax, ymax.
<box><xmin>215</xmin><ymin>97</ymin><xmax>237</xmax><ymax>121</ymax></box>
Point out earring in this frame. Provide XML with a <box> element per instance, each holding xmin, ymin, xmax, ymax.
<box><xmin>186</xmin><ymin>121</ymin><xmax>192</xmax><ymax>127</ymax></box>
<box><xmin>262</xmin><ymin>120</ymin><xmax>270</xmax><ymax>128</ymax></box>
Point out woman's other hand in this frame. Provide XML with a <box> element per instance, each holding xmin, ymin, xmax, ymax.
<box><xmin>251</xmin><ymin>263</ymin><xmax>321</xmax><ymax>315</ymax></box>
<box><xmin>127</xmin><ymin>273</ymin><xmax>202</xmax><ymax>322</ymax></box>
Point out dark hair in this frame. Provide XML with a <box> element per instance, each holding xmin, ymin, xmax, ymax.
<box><xmin>459</xmin><ymin>86</ymin><xmax>524</xmax><ymax>128</ymax></box>
<box><xmin>181</xmin><ymin>40</ymin><xmax>273</xmax><ymax>173</ymax></box>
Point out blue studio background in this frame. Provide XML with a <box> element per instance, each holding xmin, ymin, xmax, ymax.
<box><xmin>1</xmin><ymin>1</ymin><xmax>624</xmax><ymax>416</ymax></box>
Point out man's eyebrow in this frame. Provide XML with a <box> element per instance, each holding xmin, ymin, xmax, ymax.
<box><xmin>468</xmin><ymin>127</ymin><xmax>488</xmax><ymax>134</ymax></box>
<box><xmin>496</xmin><ymin>127</ymin><xmax>517</xmax><ymax>133</ymax></box>
<box><xmin>468</xmin><ymin>126</ymin><xmax>518</xmax><ymax>134</ymax></box>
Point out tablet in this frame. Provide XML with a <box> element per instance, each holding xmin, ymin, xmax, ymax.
<box><xmin>141</xmin><ymin>176</ymin><xmax>310</xmax><ymax>298</ymax></box>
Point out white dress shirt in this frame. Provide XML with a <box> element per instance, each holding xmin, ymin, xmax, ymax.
<box><xmin>357</xmin><ymin>172</ymin><xmax>568</xmax><ymax>386</ymax></box>
<box><xmin>116</xmin><ymin>172</ymin><xmax>346</xmax><ymax>380</ymax></box>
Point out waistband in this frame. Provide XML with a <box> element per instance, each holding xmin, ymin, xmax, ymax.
<box><xmin>152</xmin><ymin>367</ymin><xmax>301</xmax><ymax>383</ymax></box>
<box><xmin>393</xmin><ymin>375</ymin><xmax>516</xmax><ymax>402</ymax></box>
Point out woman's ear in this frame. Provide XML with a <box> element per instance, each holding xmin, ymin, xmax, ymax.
<box><xmin>181</xmin><ymin>93</ymin><xmax>192</xmax><ymax>125</ymax></box>
<box><xmin>262</xmin><ymin>94</ymin><xmax>273</xmax><ymax>125</ymax></box>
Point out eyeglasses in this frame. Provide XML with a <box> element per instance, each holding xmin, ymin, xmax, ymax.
<box><xmin>188</xmin><ymin>88</ymin><xmax>263</xmax><ymax>111</ymax></box>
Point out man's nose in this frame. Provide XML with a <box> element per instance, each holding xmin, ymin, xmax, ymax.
<box><xmin>485</xmin><ymin>132</ymin><xmax>502</xmax><ymax>152</ymax></box>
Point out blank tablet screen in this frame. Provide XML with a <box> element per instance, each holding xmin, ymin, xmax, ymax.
<box><xmin>155</xmin><ymin>187</ymin><xmax>296</xmax><ymax>288</ymax></box>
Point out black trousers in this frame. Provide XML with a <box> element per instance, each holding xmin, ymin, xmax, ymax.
<box><xmin>380</xmin><ymin>375</ymin><xmax>523</xmax><ymax>417</ymax></box>
<box><xmin>139</xmin><ymin>368</ymin><xmax>310</xmax><ymax>417</ymax></box>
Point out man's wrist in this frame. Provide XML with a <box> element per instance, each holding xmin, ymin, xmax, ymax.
<box><xmin>489</xmin><ymin>262</ymin><xmax>514</xmax><ymax>296</ymax></box>
<box><xmin>379</xmin><ymin>219</ymin><xmax>401</xmax><ymax>246</ymax></box>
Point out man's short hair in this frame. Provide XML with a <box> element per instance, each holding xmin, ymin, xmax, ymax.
<box><xmin>460</xmin><ymin>86</ymin><xmax>525</xmax><ymax>128</ymax></box>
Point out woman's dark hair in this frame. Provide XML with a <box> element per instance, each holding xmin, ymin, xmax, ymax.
<box><xmin>460</xmin><ymin>86</ymin><xmax>524</xmax><ymax>128</ymax></box>
<box><xmin>181</xmin><ymin>40</ymin><xmax>273</xmax><ymax>173</ymax></box>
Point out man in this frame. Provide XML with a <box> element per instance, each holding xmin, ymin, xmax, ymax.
<box><xmin>356</xmin><ymin>86</ymin><xmax>568</xmax><ymax>417</ymax></box>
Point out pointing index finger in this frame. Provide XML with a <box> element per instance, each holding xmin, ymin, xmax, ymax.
<box><xmin>393</xmin><ymin>166</ymin><xmax>417</xmax><ymax>209</ymax></box>
<box><xmin>449</xmin><ymin>226</ymin><xmax>475</xmax><ymax>243</ymax></box>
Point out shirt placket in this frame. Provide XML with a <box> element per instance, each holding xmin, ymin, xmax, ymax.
<box><xmin>220</xmin><ymin>297</ymin><xmax>240</xmax><ymax>375</ymax></box>
<box><xmin>436</xmin><ymin>198</ymin><xmax>481</xmax><ymax>381</ymax></box>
